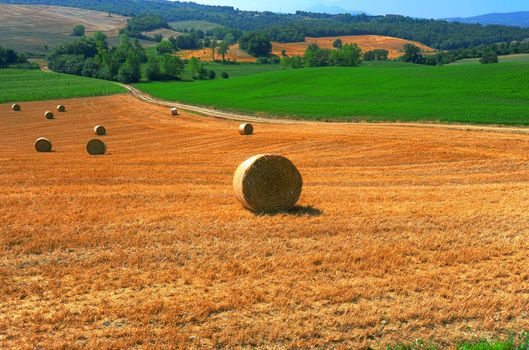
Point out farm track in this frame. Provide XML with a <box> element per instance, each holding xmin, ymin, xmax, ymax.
<box><xmin>1</xmin><ymin>94</ymin><xmax>528</xmax><ymax>348</ymax></box>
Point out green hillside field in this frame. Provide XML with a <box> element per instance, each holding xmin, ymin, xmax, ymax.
<box><xmin>135</xmin><ymin>61</ymin><xmax>529</xmax><ymax>125</ymax></box>
<box><xmin>0</xmin><ymin>69</ymin><xmax>126</xmax><ymax>103</ymax></box>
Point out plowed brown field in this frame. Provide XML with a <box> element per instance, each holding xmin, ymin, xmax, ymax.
<box><xmin>1</xmin><ymin>94</ymin><xmax>528</xmax><ymax>349</ymax></box>
<box><xmin>273</xmin><ymin>35</ymin><xmax>436</xmax><ymax>59</ymax></box>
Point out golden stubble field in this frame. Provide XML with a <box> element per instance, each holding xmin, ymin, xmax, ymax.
<box><xmin>0</xmin><ymin>94</ymin><xmax>528</xmax><ymax>349</ymax></box>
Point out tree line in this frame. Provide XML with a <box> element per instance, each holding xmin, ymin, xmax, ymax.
<box><xmin>47</xmin><ymin>32</ymin><xmax>231</xmax><ymax>83</ymax></box>
<box><xmin>0</xmin><ymin>46</ymin><xmax>34</xmax><ymax>68</ymax></box>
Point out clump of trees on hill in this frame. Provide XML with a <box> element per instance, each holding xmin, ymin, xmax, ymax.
<box><xmin>47</xmin><ymin>33</ymin><xmax>151</xmax><ymax>83</ymax></box>
<box><xmin>281</xmin><ymin>43</ymin><xmax>362</xmax><ymax>68</ymax></box>
<box><xmin>0</xmin><ymin>46</ymin><xmax>35</xmax><ymax>68</ymax></box>
<box><xmin>401</xmin><ymin>44</ymin><xmax>426</xmax><ymax>64</ymax></box>
<box><xmin>480</xmin><ymin>51</ymin><xmax>499</xmax><ymax>64</ymax></box>
<box><xmin>71</xmin><ymin>24</ymin><xmax>85</xmax><ymax>37</ymax></box>
<box><xmin>169</xmin><ymin>32</ymin><xmax>201</xmax><ymax>50</ymax></box>
<box><xmin>363</xmin><ymin>49</ymin><xmax>389</xmax><ymax>61</ymax></box>
<box><xmin>120</xmin><ymin>14</ymin><xmax>170</xmax><ymax>41</ymax></box>
<box><xmin>145</xmin><ymin>54</ymin><xmax>184</xmax><ymax>80</ymax></box>
<box><xmin>239</xmin><ymin>32</ymin><xmax>273</xmax><ymax>57</ymax></box>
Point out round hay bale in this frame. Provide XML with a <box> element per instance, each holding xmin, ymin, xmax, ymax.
<box><xmin>233</xmin><ymin>154</ymin><xmax>302</xmax><ymax>212</ymax></box>
<box><xmin>171</xmin><ymin>108</ymin><xmax>178</xmax><ymax>116</ymax></box>
<box><xmin>44</xmin><ymin>111</ymin><xmax>54</xmax><ymax>119</ymax></box>
<box><xmin>86</xmin><ymin>139</ymin><xmax>107</xmax><ymax>155</ymax></box>
<box><xmin>94</xmin><ymin>125</ymin><xmax>106</xmax><ymax>136</ymax></box>
<box><xmin>56</xmin><ymin>105</ymin><xmax>66</xmax><ymax>112</ymax></box>
<box><xmin>238</xmin><ymin>123</ymin><xmax>254</xmax><ymax>135</ymax></box>
<box><xmin>11</xmin><ymin>103</ymin><xmax>21</xmax><ymax>112</ymax></box>
<box><xmin>35</xmin><ymin>137</ymin><xmax>52</xmax><ymax>152</ymax></box>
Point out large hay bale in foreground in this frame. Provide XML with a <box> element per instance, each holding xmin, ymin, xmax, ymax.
<box><xmin>233</xmin><ymin>154</ymin><xmax>302</xmax><ymax>212</ymax></box>
<box><xmin>86</xmin><ymin>139</ymin><xmax>107</xmax><ymax>155</ymax></box>
<box><xmin>171</xmin><ymin>108</ymin><xmax>178</xmax><ymax>116</ymax></box>
<box><xmin>94</xmin><ymin>125</ymin><xmax>106</xmax><ymax>136</ymax></box>
<box><xmin>11</xmin><ymin>104</ymin><xmax>20</xmax><ymax>112</ymax></box>
<box><xmin>56</xmin><ymin>105</ymin><xmax>66</xmax><ymax>112</ymax></box>
<box><xmin>238</xmin><ymin>123</ymin><xmax>254</xmax><ymax>135</ymax></box>
<box><xmin>44</xmin><ymin>111</ymin><xmax>54</xmax><ymax>119</ymax></box>
<box><xmin>35</xmin><ymin>137</ymin><xmax>52</xmax><ymax>152</ymax></box>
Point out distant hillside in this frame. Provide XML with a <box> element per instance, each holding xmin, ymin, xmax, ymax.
<box><xmin>0</xmin><ymin>4</ymin><xmax>127</xmax><ymax>54</ymax></box>
<box><xmin>2</xmin><ymin>0</ymin><xmax>529</xmax><ymax>50</ymax></box>
<box><xmin>448</xmin><ymin>11</ymin><xmax>529</xmax><ymax>28</ymax></box>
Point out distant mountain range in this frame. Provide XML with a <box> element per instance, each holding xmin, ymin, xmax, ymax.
<box><xmin>304</xmin><ymin>4</ymin><xmax>366</xmax><ymax>15</ymax></box>
<box><xmin>447</xmin><ymin>11</ymin><xmax>529</xmax><ymax>28</ymax></box>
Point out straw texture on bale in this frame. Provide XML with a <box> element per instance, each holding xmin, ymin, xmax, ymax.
<box><xmin>233</xmin><ymin>154</ymin><xmax>302</xmax><ymax>212</ymax></box>
<box><xmin>56</xmin><ymin>105</ymin><xmax>66</xmax><ymax>112</ymax></box>
<box><xmin>239</xmin><ymin>123</ymin><xmax>254</xmax><ymax>135</ymax></box>
<box><xmin>35</xmin><ymin>137</ymin><xmax>52</xmax><ymax>152</ymax></box>
<box><xmin>171</xmin><ymin>108</ymin><xmax>178</xmax><ymax>116</ymax></box>
<box><xmin>94</xmin><ymin>125</ymin><xmax>106</xmax><ymax>136</ymax></box>
<box><xmin>44</xmin><ymin>111</ymin><xmax>54</xmax><ymax>119</ymax></box>
<box><xmin>11</xmin><ymin>104</ymin><xmax>20</xmax><ymax>111</ymax></box>
<box><xmin>86</xmin><ymin>139</ymin><xmax>107</xmax><ymax>155</ymax></box>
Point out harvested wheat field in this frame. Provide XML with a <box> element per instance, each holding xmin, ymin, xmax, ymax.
<box><xmin>273</xmin><ymin>35</ymin><xmax>436</xmax><ymax>59</ymax></box>
<box><xmin>1</xmin><ymin>94</ymin><xmax>528</xmax><ymax>349</ymax></box>
<box><xmin>0</xmin><ymin>4</ymin><xmax>127</xmax><ymax>54</ymax></box>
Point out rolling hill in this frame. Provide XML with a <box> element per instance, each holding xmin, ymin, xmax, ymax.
<box><xmin>0</xmin><ymin>4</ymin><xmax>127</xmax><ymax>54</ymax></box>
<box><xmin>448</xmin><ymin>11</ymin><xmax>529</xmax><ymax>28</ymax></box>
<box><xmin>272</xmin><ymin>35</ymin><xmax>435</xmax><ymax>60</ymax></box>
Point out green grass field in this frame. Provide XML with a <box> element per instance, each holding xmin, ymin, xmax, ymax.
<box><xmin>0</xmin><ymin>69</ymin><xmax>126</xmax><ymax>103</ymax></box>
<box><xmin>135</xmin><ymin>61</ymin><xmax>529</xmax><ymax>125</ymax></box>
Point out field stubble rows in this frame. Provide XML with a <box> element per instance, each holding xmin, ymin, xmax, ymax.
<box><xmin>0</xmin><ymin>95</ymin><xmax>528</xmax><ymax>348</ymax></box>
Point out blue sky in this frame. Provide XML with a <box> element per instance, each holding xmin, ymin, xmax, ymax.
<box><xmin>187</xmin><ymin>0</ymin><xmax>529</xmax><ymax>18</ymax></box>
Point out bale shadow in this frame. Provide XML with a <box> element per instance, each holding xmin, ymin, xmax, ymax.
<box><xmin>258</xmin><ymin>205</ymin><xmax>323</xmax><ymax>217</ymax></box>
